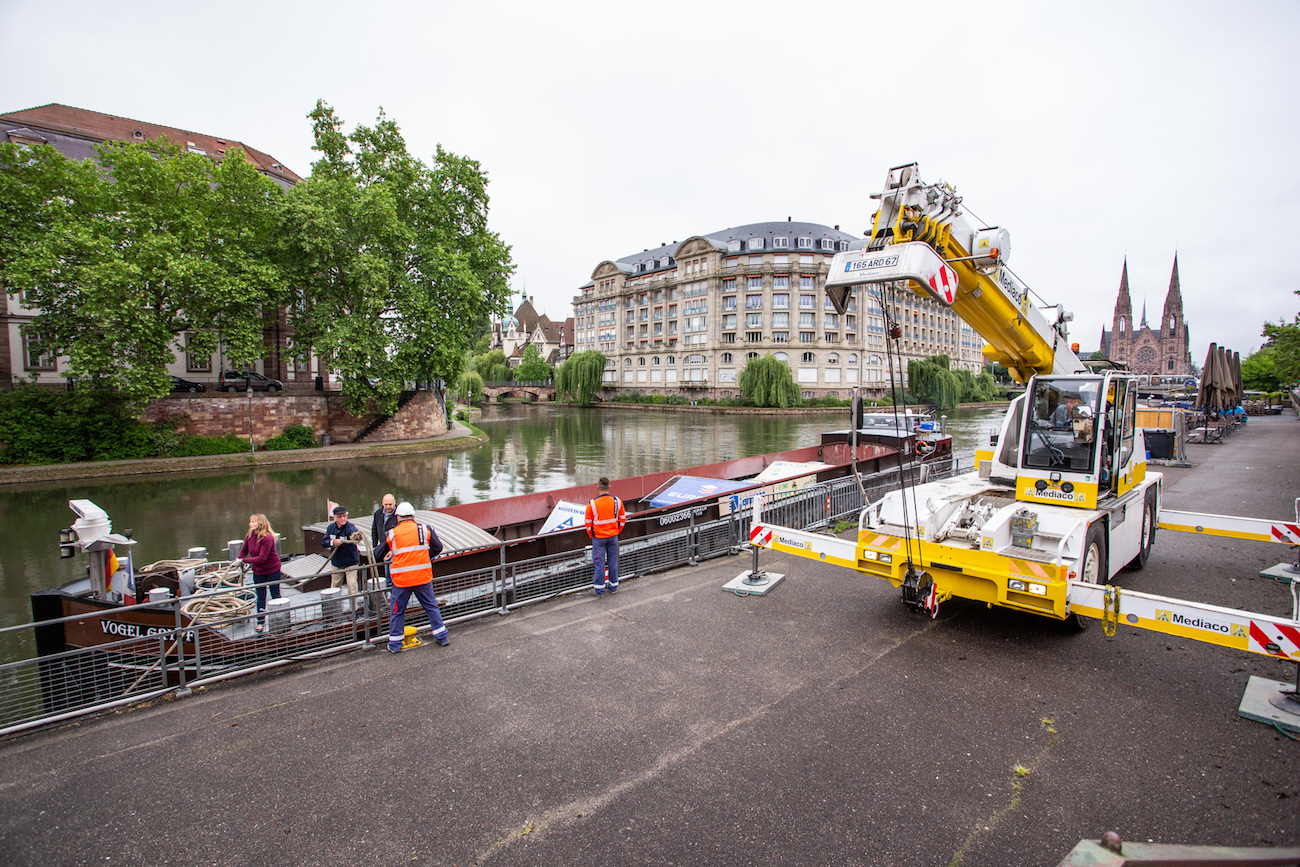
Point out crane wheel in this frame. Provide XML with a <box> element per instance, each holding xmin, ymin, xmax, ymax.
<box><xmin>1065</xmin><ymin>522</ymin><xmax>1108</xmax><ymax>632</ymax></box>
<box><xmin>1125</xmin><ymin>488</ymin><xmax>1157</xmax><ymax>571</ymax></box>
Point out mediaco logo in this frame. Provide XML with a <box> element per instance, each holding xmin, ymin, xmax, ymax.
<box><xmin>1034</xmin><ymin>488</ymin><xmax>1083</xmax><ymax>503</ymax></box>
<box><xmin>1156</xmin><ymin>609</ymin><xmax>1242</xmax><ymax>636</ymax></box>
<box><xmin>777</xmin><ymin>535</ymin><xmax>811</xmax><ymax>550</ymax></box>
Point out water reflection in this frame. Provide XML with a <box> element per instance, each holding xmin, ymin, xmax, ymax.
<box><xmin>0</xmin><ymin>402</ymin><xmax>1005</xmax><ymax>634</ymax></box>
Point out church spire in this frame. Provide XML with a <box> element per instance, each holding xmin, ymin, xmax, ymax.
<box><xmin>1114</xmin><ymin>258</ymin><xmax>1132</xmax><ymax>318</ymax></box>
<box><xmin>1162</xmin><ymin>253</ymin><xmax>1184</xmax><ymax>321</ymax></box>
<box><xmin>1140</xmin><ymin>299</ymin><xmax>1148</xmax><ymax>329</ymax></box>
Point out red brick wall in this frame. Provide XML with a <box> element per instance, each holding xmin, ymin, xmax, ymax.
<box><xmin>142</xmin><ymin>394</ymin><xmax>383</xmax><ymax>445</ymax></box>
<box><xmin>141</xmin><ymin>390</ymin><xmax>447</xmax><ymax>445</ymax></box>
<box><xmin>364</xmin><ymin>389</ymin><xmax>447</xmax><ymax>442</ymax></box>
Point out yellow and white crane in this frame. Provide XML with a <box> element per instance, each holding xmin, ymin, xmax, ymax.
<box><xmin>752</xmin><ymin>162</ymin><xmax>1300</xmax><ymax>665</ymax></box>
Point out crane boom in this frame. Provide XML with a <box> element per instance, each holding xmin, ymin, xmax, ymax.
<box><xmin>824</xmin><ymin>162</ymin><xmax>1084</xmax><ymax>382</ymax></box>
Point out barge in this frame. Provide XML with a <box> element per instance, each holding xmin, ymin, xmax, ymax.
<box><xmin>28</xmin><ymin>416</ymin><xmax>952</xmax><ymax>710</ymax></box>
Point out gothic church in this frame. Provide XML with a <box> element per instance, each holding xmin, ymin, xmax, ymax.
<box><xmin>1099</xmin><ymin>257</ymin><xmax>1192</xmax><ymax>376</ymax></box>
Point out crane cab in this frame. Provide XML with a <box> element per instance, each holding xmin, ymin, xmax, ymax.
<box><xmin>988</xmin><ymin>371</ymin><xmax>1146</xmax><ymax>510</ymax></box>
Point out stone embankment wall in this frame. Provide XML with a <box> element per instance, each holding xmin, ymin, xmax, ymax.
<box><xmin>142</xmin><ymin>390</ymin><xmax>447</xmax><ymax>445</ymax></box>
<box><xmin>364</xmin><ymin>390</ymin><xmax>447</xmax><ymax>442</ymax></box>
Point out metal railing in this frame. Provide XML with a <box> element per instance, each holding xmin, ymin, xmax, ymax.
<box><xmin>0</xmin><ymin>460</ymin><xmax>964</xmax><ymax>737</ymax></box>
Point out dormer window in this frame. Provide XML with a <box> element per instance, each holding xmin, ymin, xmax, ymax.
<box><xmin>773</xmin><ymin>237</ymin><xmax>789</xmax><ymax>248</ymax></box>
<box><xmin>748</xmin><ymin>237</ymin><xmax>764</xmax><ymax>250</ymax></box>
<box><xmin>819</xmin><ymin>238</ymin><xmax>834</xmax><ymax>251</ymax></box>
<box><xmin>797</xmin><ymin>237</ymin><xmax>813</xmax><ymax>249</ymax></box>
<box><xmin>727</xmin><ymin>239</ymin><xmax>743</xmax><ymax>252</ymax></box>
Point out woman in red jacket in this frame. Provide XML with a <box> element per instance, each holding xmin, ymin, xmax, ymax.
<box><xmin>237</xmin><ymin>513</ymin><xmax>282</xmax><ymax>633</ymax></box>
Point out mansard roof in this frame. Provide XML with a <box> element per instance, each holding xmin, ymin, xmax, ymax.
<box><xmin>611</xmin><ymin>221</ymin><xmax>858</xmax><ymax>277</ymax></box>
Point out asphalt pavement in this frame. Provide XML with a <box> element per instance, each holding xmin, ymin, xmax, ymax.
<box><xmin>0</xmin><ymin>416</ymin><xmax>1296</xmax><ymax>866</ymax></box>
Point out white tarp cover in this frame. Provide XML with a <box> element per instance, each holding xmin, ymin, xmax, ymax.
<box><xmin>751</xmin><ymin>460</ymin><xmax>830</xmax><ymax>483</ymax></box>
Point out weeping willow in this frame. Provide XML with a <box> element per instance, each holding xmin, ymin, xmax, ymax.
<box><xmin>556</xmin><ymin>350</ymin><xmax>607</xmax><ymax>407</ymax></box>
<box><xmin>907</xmin><ymin>354</ymin><xmax>961</xmax><ymax>410</ymax></box>
<box><xmin>738</xmin><ymin>355</ymin><xmax>799</xmax><ymax>408</ymax></box>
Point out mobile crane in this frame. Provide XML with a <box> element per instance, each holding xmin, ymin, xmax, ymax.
<box><xmin>752</xmin><ymin>163</ymin><xmax>1300</xmax><ymax>663</ymax></box>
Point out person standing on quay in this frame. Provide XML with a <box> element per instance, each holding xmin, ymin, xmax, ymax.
<box><xmin>323</xmin><ymin>505</ymin><xmax>361</xmax><ymax>601</ymax></box>
<box><xmin>371</xmin><ymin>493</ymin><xmax>399</xmax><ymax>587</ymax></box>
<box><xmin>585</xmin><ymin>477</ymin><xmax>626</xmax><ymax>597</ymax></box>
<box><xmin>237</xmin><ymin>513</ymin><xmax>281</xmax><ymax>634</ymax></box>
<box><xmin>375</xmin><ymin>501</ymin><xmax>449</xmax><ymax>652</ymax></box>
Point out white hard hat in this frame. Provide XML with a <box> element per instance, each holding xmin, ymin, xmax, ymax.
<box><xmin>396</xmin><ymin>501</ymin><xmax>415</xmax><ymax>517</ymax></box>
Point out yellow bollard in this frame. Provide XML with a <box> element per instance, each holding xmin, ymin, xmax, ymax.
<box><xmin>400</xmin><ymin>625</ymin><xmax>422</xmax><ymax>651</ymax></box>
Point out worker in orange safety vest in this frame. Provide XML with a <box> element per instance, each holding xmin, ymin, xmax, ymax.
<box><xmin>374</xmin><ymin>501</ymin><xmax>449</xmax><ymax>652</ymax></box>
<box><xmin>584</xmin><ymin>476</ymin><xmax>626</xmax><ymax>597</ymax></box>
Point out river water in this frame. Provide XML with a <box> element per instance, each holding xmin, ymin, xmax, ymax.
<box><xmin>0</xmin><ymin>403</ymin><xmax>1006</xmax><ymax>635</ymax></box>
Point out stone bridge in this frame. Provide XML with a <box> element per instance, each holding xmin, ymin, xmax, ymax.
<box><xmin>482</xmin><ymin>381</ymin><xmax>556</xmax><ymax>402</ymax></box>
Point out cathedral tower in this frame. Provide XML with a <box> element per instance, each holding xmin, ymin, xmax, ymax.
<box><xmin>1159</xmin><ymin>255</ymin><xmax>1190</xmax><ymax>375</ymax></box>
<box><xmin>1109</xmin><ymin>260</ymin><xmax>1133</xmax><ymax>366</ymax></box>
<box><xmin>1104</xmin><ymin>256</ymin><xmax>1192</xmax><ymax>377</ymax></box>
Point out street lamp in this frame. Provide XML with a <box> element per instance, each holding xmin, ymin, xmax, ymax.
<box><xmin>247</xmin><ymin>382</ymin><xmax>255</xmax><ymax>453</ymax></box>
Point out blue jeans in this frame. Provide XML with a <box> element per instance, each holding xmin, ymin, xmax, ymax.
<box><xmin>592</xmin><ymin>536</ymin><xmax>619</xmax><ymax>593</ymax></box>
<box><xmin>388</xmin><ymin>582</ymin><xmax>448</xmax><ymax>650</ymax></box>
<box><xmin>253</xmin><ymin>571</ymin><xmax>282</xmax><ymax>623</ymax></box>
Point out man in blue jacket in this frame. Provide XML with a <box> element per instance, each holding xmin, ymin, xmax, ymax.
<box><xmin>323</xmin><ymin>505</ymin><xmax>361</xmax><ymax>602</ymax></box>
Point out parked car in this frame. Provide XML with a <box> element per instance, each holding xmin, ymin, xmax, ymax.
<box><xmin>218</xmin><ymin>370</ymin><xmax>284</xmax><ymax>392</ymax></box>
<box><xmin>170</xmin><ymin>375</ymin><xmax>207</xmax><ymax>393</ymax></box>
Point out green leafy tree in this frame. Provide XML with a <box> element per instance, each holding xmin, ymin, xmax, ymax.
<box><xmin>555</xmin><ymin>350</ymin><xmax>607</xmax><ymax>406</ymax></box>
<box><xmin>908</xmin><ymin>354</ymin><xmax>961</xmax><ymax>410</ymax></box>
<box><xmin>1261</xmin><ymin>293</ymin><xmax>1300</xmax><ymax>386</ymax></box>
<box><xmin>738</xmin><ymin>355</ymin><xmax>799</xmax><ymax>408</ymax></box>
<box><xmin>0</xmin><ymin>140</ymin><xmax>285</xmax><ymax>402</ymax></box>
<box><xmin>1241</xmin><ymin>346</ymin><xmax>1281</xmax><ymax>392</ymax></box>
<box><xmin>280</xmin><ymin>101</ymin><xmax>514</xmax><ymax>414</ymax></box>
<box><xmin>513</xmin><ymin>343</ymin><xmax>553</xmax><ymax>382</ymax></box>
<box><xmin>457</xmin><ymin>369</ymin><xmax>484</xmax><ymax>404</ymax></box>
<box><xmin>473</xmin><ymin>348</ymin><xmax>508</xmax><ymax>380</ymax></box>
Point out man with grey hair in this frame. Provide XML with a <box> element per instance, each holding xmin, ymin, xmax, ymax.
<box><xmin>371</xmin><ymin>493</ymin><xmax>399</xmax><ymax>587</ymax></box>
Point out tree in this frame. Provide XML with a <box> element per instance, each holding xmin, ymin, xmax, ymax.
<box><xmin>738</xmin><ymin>355</ymin><xmax>798</xmax><ymax>408</ymax></box>
<box><xmin>1241</xmin><ymin>346</ymin><xmax>1281</xmax><ymax>392</ymax></box>
<box><xmin>1261</xmin><ymin>293</ymin><xmax>1300</xmax><ymax>387</ymax></box>
<box><xmin>513</xmin><ymin>344</ymin><xmax>553</xmax><ymax>382</ymax></box>
<box><xmin>556</xmin><ymin>350</ymin><xmax>606</xmax><ymax>406</ymax></box>
<box><xmin>280</xmin><ymin>101</ymin><xmax>514</xmax><ymax>414</ymax></box>
<box><xmin>472</xmin><ymin>348</ymin><xmax>508</xmax><ymax>381</ymax></box>
<box><xmin>457</xmin><ymin>369</ymin><xmax>484</xmax><ymax>405</ymax></box>
<box><xmin>0</xmin><ymin>140</ymin><xmax>285</xmax><ymax>401</ymax></box>
<box><xmin>907</xmin><ymin>354</ymin><xmax>961</xmax><ymax>410</ymax></box>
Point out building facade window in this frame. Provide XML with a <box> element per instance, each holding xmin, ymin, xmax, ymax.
<box><xmin>22</xmin><ymin>332</ymin><xmax>56</xmax><ymax>371</ymax></box>
<box><xmin>185</xmin><ymin>333</ymin><xmax>213</xmax><ymax>372</ymax></box>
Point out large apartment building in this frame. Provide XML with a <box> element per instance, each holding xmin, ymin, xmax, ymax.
<box><xmin>573</xmin><ymin>220</ymin><xmax>983</xmax><ymax>400</ymax></box>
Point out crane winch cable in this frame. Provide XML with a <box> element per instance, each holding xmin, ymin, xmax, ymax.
<box><xmin>880</xmin><ymin>283</ymin><xmax>925</xmax><ymax>575</ymax></box>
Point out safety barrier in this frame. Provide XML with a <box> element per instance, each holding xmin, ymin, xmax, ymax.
<box><xmin>0</xmin><ymin>461</ymin><xmax>964</xmax><ymax>737</ymax></box>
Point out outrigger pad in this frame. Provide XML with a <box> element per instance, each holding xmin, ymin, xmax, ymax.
<box><xmin>1238</xmin><ymin>675</ymin><xmax>1300</xmax><ymax>734</ymax></box>
<box><xmin>1259</xmin><ymin>563</ymin><xmax>1300</xmax><ymax>584</ymax></box>
<box><xmin>722</xmin><ymin>572</ymin><xmax>785</xmax><ymax>596</ymax></box>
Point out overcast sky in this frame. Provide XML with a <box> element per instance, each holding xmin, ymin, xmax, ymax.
<box><xmin>3</xmin><ymin>0</ymin><xmax>1297</xmax><ymax>366</ymax></box>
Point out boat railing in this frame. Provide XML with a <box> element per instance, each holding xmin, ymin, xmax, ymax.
<box><xmin>3</xmin><ymin>459</ymin><xmax>970</xmax><ymax>738</ymax></box>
